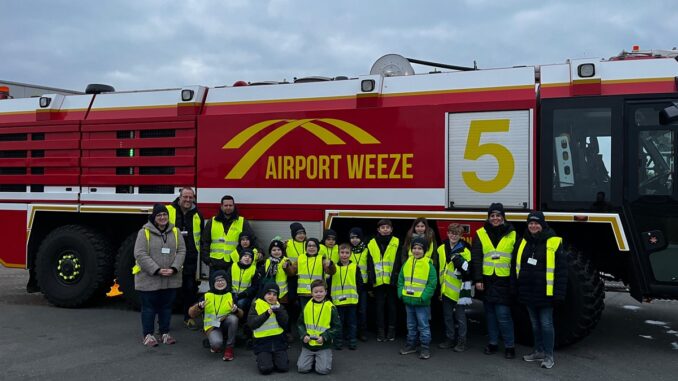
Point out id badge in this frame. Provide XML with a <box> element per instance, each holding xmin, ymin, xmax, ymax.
<box><xmin>491</xmin><ymin>254</ymin><xmax>500</xmax><ymax>260</ymax></box>
<box><xmin>161</xmin><ymin>247</ymin><xmax>171</xmax><ymax>254</ymax></box>
<box><xmin>527</xmin><ymin>258</ymin><xmax>537</xmax><ymax>266</ymax></box>
<box><xmin>339</xmin><ymin>296</ymin><xmax>347</xmax><ymax>301</ymax></box>
<box><xmin>406</xmin><ymin>288</ymin><xmax>415</xmax><ymax>295</ymax></box>
<box><xmin>180</xmin><ymin>230</ymin><xmax>188</xmax><ymax>236</ymax></box>
<box><xmin>218</xmin><ymin>238</ymin><xmax>226</xmax><ymax>243</ymax></box>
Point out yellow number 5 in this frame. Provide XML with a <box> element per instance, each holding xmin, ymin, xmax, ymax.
<box><xmin>461</xmin><ymin>119</ymin><xmax>515</xmax><ymax>193</ymax></box>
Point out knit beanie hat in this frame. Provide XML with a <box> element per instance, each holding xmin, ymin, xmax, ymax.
<box><xmin>487</xmin><ymin>203</ymin><xmax>505</xmax><ymax>219</ymax></box>
<box><xmin>322</xmin><ymin>229</ymin><xmax>337</xmax><ymax>242</ymax></box>
<box><xmin>240</xmin><ymin>249</ymin><xmax>255</xmax><ymax>260</ymax></box>
<box><xmin>411</xmin><ymin>236</ymin><xmax>428</xmax><ymax>249</ymax></box>
<box><xmin>290</xmin><ymin>222</ymin><xmax>306</xmax><ymax>237</ymax></box>
<box><xmin>349</xmin><ymin>227</ymin><xmax>364</xmax><ymax>239</ymax></box>
<box><xmin>527</xmin><ymin>210</ymin><xmax>548</xmax><ymax>229</ymax></box>
<box><xmin>149</xmin><ymin>203</ymin><xmax>169</xmax><ymax>223</ymax></box>
<box><xmin>268</xmin><ymin>240</ymin><xmax>286</xmax><ymax>256</ymax></box>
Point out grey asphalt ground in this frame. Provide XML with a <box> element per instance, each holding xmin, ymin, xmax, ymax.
<box><xmin>0</xmin><ymin>266</ymin><xmax>676</xmax><ymax>381</ymax></box>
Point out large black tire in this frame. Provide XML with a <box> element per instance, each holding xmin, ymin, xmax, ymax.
<box><xmin>554</xmin><ymin>248</ymin><xmax>605</xmax><ymax>347</ymax></box>
<box><xmin>35</xmin><ymin>225</ymin><xmax>114</xmax><ymax>307</ymax></box>
<box><xmin>115</xmin><ymin>233</ymin><xmax>141</xmax><ymax>310</ymax></box>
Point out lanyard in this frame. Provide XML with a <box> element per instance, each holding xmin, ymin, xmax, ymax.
<box><xmin>312</xmin><ymin>301</ymin><xmax>326</xmax><ymax>330</ymax></box>
<box><xmin>339</xmin><ymin>263</ymin><xmax>351</xmax><ymax>291</ymax></box>
<box><xmin>292</xmin><ymin>241</ymin><xmax>305</xmax><ymax>257</ymax></box>
<box><xmin>409</xmin><ymin>258</ymin><xmax>418</xmax><ymax>286</ymax></box>
<box><xmin>237</xmin><ymin>267</ymin><xmax>246</xmax><ymax>290</ymax></box>
<box><xmin>213</xmin><ymin>294</ymin><xmax>226</xmax><ymax>316</ymax></box>
<box><xmin>307</xmin><ymin>255</ymin><xmax>319</xmax><ymax>276</ymax></box>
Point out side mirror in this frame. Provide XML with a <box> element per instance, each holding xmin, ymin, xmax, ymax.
<box><xmin>659</xmin><ymin>102</ymin><xmax>678</xmax><ymax>125</ymax></box>
<box><xmin>641</xmin><ymin>230</ymin><xmax>668</xmax><ymax>253</ymax></box>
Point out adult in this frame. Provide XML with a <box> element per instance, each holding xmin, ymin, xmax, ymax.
<box><xmin>167</xmin><ymin>187</ymin><xmax>205</xmax><ymax>330</ymax></box>
<box><xmin>201</xmin><ymin>195</ymin><xmax>254</xmax><ymax>274</ymax></box>
<box><xmin>471</xmin><ymin>203</ymin><xmax>517</xmax><ymax>359</ymax></box>
<box><xmin>516</xmin><ymin>211</ymin><xmax>567</xmax><ymax>369</ymax></box>
<box><xmin>133</xmin><ymin>203</ymin><xmax>186</xmax><ymax>347</ymax></box>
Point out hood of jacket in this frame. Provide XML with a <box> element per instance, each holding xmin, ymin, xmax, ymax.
<box><xmin>209</xmin><ymin>269</ymin><xmax>231</xmax><ymax>294</ymax></box>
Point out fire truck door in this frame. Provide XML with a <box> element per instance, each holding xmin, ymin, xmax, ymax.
<box><xmin>447</xmin><ymin>110</ymin><xmax>533</xmax><ymax>209</ymax></box>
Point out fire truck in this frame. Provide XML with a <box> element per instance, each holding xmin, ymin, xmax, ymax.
<box><xmin>1</xmin><ymin>47</ymin><xmax>677</xmax><ymax>346</ymax></box>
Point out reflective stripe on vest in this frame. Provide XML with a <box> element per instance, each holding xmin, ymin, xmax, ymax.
<box><xmin>297</xmin><ymin>254</ymin><xmax>324</xmax><ymax>295</ymax></box>
<box><xmin>437</xmin><ymin>244</ymin><xmax>471</xmax><ymax>301</ymax></box>
<box><xmin>320</xmin><ymin>244</ymin><xmax>338</xmax><ymax>264</ymax></box>
<box><xmin>252</xmin><ymin>298</ymin><xmax>284</xmax><ymax>338</ymax></box>
<box><xmin>231</xmin><ymin>262</ymin><xmax>257</xmax><ymax>293</ymax></box>
<box><xmin>476</xmin><ymin>228</ymin><xmax>515</xmax><ymax>277</ymax></box>
<box><xmin>286</xmin><ymin>239</ymin><xmax>306</xmax><ymax>263</ymax></box>
<box><xmin>367</xmin><ymin>237</ymin><xmax>399</xmax><ymax>286</ymax></box>
<box><xmin>303</xmin><ymin>300</ymin><xmax>333</xmax><ymax>347</ymax></box>
<box><xmin>203</xmin><ymin>292</ymin><xmax>234</xmax><ymax>331</ymax></box>
<box><xmin>407</xmin><ymin>242</ymin><xmax>435</xmax><ymax>259</ymax></box>
<box><xmin>516</xmin><ymin>236</ymin><xmax>562</xmax><ymax>296</ymax></box>
<box><xmin>132</xmin><ymin>227</ymin><xmax>178</xmax><ymax>275</ymax></box>
<box><xmin>209</xmin><ymin>217</ymin><xmax>243</xmax><ymax>262</ymax></box>
<box><xmin>166</xmin><ymin>204</ymin><xmax>201</xmax><ymax>252</ymax></box>
<box><xmin>331</xmin><ymin>262</ymin><xmax>359</xmax><ymax>306</ymax></box>
<box><xmin>401</xmin><ymin>256</ymin><xmax>431</xmax><ymax>298</ymax></box>
<box><xmin>265</xmin><ymin>258</ymin><xmax>289</xmax><ymax>298</ymax></box>
<box><xmin>351</xmin><ymin>248</ymin><xmax>369</xmax><ymax>283</ymax></box>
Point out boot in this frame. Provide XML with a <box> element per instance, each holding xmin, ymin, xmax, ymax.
<box><xmin>376</xmin><ymin>328</ymin><xmax>386</xmax><ymax>342</ymax></box>
<box><xmin>453</xmin><ymin>338</ymin><xmax>467</xmax><ymax>352</ymax></box>
<box><xmin>386</xmin><ymin>326</ymin><xmax>396</xmax><ymax>341</ymax></box>
<box><xmin>419</xmin><ymin>346</ymin><xmax>431</xmax><ymax>359</ymax></box>
<box><xmin>484</xmin><ymin>343</ymin><xmax>498</xmax><ymax>355</ymax></box>
<box><xmin>505</xmin><ymin>347</ymin><xmax>516</xmax><ymax>359</ymax></box>
<box><xmin>438</xmin><ymin>338</ymin><xmax>455</xmax><ymax>349</ymax></box>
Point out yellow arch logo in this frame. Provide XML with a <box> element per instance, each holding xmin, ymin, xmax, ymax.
<box><xmin>222</xmin><ymin>118</ymin><xmax>381</xmax><ymax>179</ymax></box>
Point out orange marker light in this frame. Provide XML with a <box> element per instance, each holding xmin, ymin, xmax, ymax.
<box><xmin>632</xmin><ymin>45</ymin><xmax>640</xmax><ymax>51</ymax></box>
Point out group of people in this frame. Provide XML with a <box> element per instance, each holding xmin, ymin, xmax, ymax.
<box><xmin>132</xmin><ymin>187</ymin><xmax>568</xmax><ymax>375</ymax></box>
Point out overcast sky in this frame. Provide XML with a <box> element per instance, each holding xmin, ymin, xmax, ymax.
<box><xmin>2</xmin><ymin>0</ymin><xmax>677</xmax><ymax>92</ymax></box>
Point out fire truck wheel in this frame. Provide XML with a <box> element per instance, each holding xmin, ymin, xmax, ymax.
<box><xmin>554</xmin><ymin>248</ymin><xmax>605</xmax><ymax>347</ymax></box>
<box><xmin>115</xmin><ymin>233</ymin><xmax>141</xmax><ymax>310</ymax></box>
<box><xmin>35</xmin><ymin>225</ymin><xmax>114</xmax><ymax>307</ymax></box>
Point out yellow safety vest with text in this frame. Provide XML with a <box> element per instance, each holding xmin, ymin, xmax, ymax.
<box><xmin>231</xmin><ymin>262</ymin><xmax>257</xmax><ymax>294</ymax></box>
<box><xmin>203</xmin><ymin>292</ymin><xmax>234</xmax><ymax>332</ymax></box>
<box><xmin>166</xmin><ymin>204</ymin><xmax>201</xmax><ymax>252</ymax></box>
<box><xmin>367</xmin><ymin>237</ymin><xmax>399</xmax><ymax>286</ymax></box>
<box><xmin>437</xmin><ymin>244</ymin><xmax>471</xmax><ymax>301</ymax></box>
<box><xmin>210</xmin><ymin>217</ymin><xmax>243</xmax><ymax>263</ymax></box>
<box><xmin>476</xmin><ymin>228</ymin><xmax>515</xmax><ymax>277</ymax></box>
<box><xmin>516</xmin><ymin>236</ymin><xmax>562</xmax><ymax>296</ymax></box>
<box><xmin>303</xmin><ymin>300</ymin><xmax>333</xmax><ymax>347</ymax></box>
<box><xmin>265</xmin><ymin>257</ymin><xmax>289</xmax><ymax>298</ymax></box>
<box><xmin>401</xmin><ymin>256</ymin><xmax>431</xmax><ymax>298</ymax></box>
<box><xmin>252</xmin><ymin>298</ymin><xmax>284</xmax><ymax>338</ymax></box>
<box><xmin>297</xmin><ymin>254</ymin><xmax>325</xmax><ymax>296</ymax></box>
<box><xmin>331</xmin><ymin>262</ymin><xmax>359</xmax><ymax>306</ymax></box>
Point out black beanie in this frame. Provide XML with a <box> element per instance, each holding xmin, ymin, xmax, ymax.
<box><xmin>149</xmin><ymin>203</ymin><xmax>169</xmax><ymax>223</ymax></box>
<box><xmin>411</xmin><ymin>236</ymin><xmax>428</xmax><ymax>249</ymax></box>
<box><xmin>527</xmin><ymin>211</ymin><xmax>548</xmax><ymax>229</ymax></box>
<box><xmin>487</xmin><ymin>203</ymin><xmax>505</xmax><ymax>219</ymax></box>
<box><xmin>268</xmin><ymin>240</ymin><xmax>286</xmax><ymax>256</ymax></box>
<box><xmin>349</xmin><ymin>227</ymin><xmax>364</xmax><ymax>239</ymax></box>
<box><xmin>290</xmin><ymin>222</ymin><xmax>305</xmax><ymax>237</ymax></box>
<box><xmin>322</xmin><ymin>229</ymin><xmax>337</xmax><ymax>242</ymax></box>
<box><xmin>240</xmin><ymin>249</ymin><xmax>255</xmax><ymax>260</ymax></box>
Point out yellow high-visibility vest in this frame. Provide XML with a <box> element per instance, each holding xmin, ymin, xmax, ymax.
<box><xmin>252</xmin><ymin>298</ymin><xmax>284</xmax><ymax>338</ymax></box>
<box><xmin>331</xmin><ymin>262</ymin><xmax>359</xmax><ymax>306</ymax></box>
<box><xmin>516</xmin><ymin>236</ymin><xmax>562</xmax><ymax>296</ymax></box>
<box><xmin>367</xmin><ymin>237</ymin><xmax>399</xmax><ymax>286</ymax></box>
<box><xmin>203</xmin><ymin>292</ymin><xmax>234</xmax><ymax>332</ymax></box>
<box><xmin>209</xmin><ymin>217</ymin><xmax>244</xmax><ymax>263</ymax></box>
<box><xmin>286</xmin><ymin>239</ymin><xmax>306</xmax><ymax>263</ymax></box>
<box><xmin>351</xmin><ymin>247</ymin><xmax>369</xmax><ymax>284</ymax></box>
<box><xmin>297</xmin><ymin>254</ymin><xmax>324</xmax><ymax>296</ymax></box>
<box><xmin>303</xmin><ymin>300</ymin><xmax>333</xmax><ymax>347</ymax></box>
<box><xmin>166</xmin><ymin>204</ymin><xmax>201</xmax><ymax>252</ymax></box>
<box><xmin>476</xmin><ymin>228</ymin><xmax>515</xmax><ymax>277</ymax></box>
<box><xmin>265</xmin><ymin>257</ymin><xmax>289</xmax><ymax>298</ymax></box>
<box><xmin>231</xmin><ymin>262</ymin><xmax>256</xmax><ymax>294</ymax></box>
<box><xmin>437</xmin><ymin>244</ymin><xmax>471</xmax><ymax>301</ymax></box>
<box><xmin>401</xmin><ymin>256</ymin><xmax>431</xmax><ymax>298</ymax></box>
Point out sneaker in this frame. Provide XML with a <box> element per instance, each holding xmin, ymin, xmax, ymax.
<box><xmin>202</xmin><ymin>338</ymin><xmax>211</xmax><ymax>349</ymax></box>
<box><xmin>484</xmin><ymin>343</ymin><xmax>498</xmax><ymax>355</ymax></box>
<box><xmin>523</xmin><ymin>351</ymin><xmax>545</xmax><ymax>362</ymax></box>
<box><xmin>505</xmin><ymin>347</ymin><xmax>515</xmax><ymax>359</ymax></box>
<box><xmin>161</xmin><ymin>333</ymin><xmax>176</xmax><ymax>345</ymax></box>
<box><xmin>184</xmin><ymin>318</ymin><xmax>199</xmax><ymax>331</ymax></box>
<box><xmin>400</xmin><ymin>345</ymin><xmax>418</xmax><ymax>355</ymax></box>
<box><xmin>453</xmin><ymin>339</ymin><xmax>467</xmax><ymax>352</ymax></box>
<box><xmin>143</xmin><ymin>334</ymin><xmax>158</xmax><ymax>347</ymax></box>
<box><xmin>541</xmin><ymin>356</ymin><xmax>555</xmax><ymax>369</ymax></box>
<box><xmin>377</xmin><ymin>329</ymin><xmax>386</xmax><ymax>342</ymax></box>
<box><xmin>223</xmin><ymin>346</ymin><xmax>234</xmax><ymax>361</ymax></box>
<box><xmin>419</xmin><ymin>348</ymin><xmax>431</xmax><ymax>359</ymax></box>
<box><xmin>386</xmin><ymin>328</ymin><xmax>396</xmax><ymax>342</ymax></box>
<box><xmin>438</xmin><ymin>338</ymin><xmax>455</xmax><ymax>349</ymax></box>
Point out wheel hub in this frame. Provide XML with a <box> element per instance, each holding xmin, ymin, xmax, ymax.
<box><xmin>57</xmin><ymin>253</ymin><xmax>82</xmax><ymax>283</ymax></box>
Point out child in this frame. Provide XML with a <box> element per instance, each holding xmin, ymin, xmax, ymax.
<box><xmin>297</xmin><ymin>279</ymin><xmax>341</xmax><ymax>375</ymax></box>
<box><xmin>234</xmin><ymin>232</ymin><xmax>263</xmax><ymax>264</ymax></box>
<box><xmin>367</xmin><ymin>219</ymin><xmax>401</xmax><ymax>342</ymax></box>
<box><xmin>228</xmin><ymin>249</ymin><xmax>261</xmax><ymax>313</ymax></box>
<box><xmin>402</xmin><ymin>217</ymin><xmax>437</xmax><ymax>261</ymax></box>
<box><xmin>189</xmin><ymin>270</ymin><xmax>243</xmax><ymax>361</ymax></box>
<box><xmin>329</xmin><ymin>243</ymin><xmax>363</xmax><ymax>350</ymax></box>
<box><xmin>349</xmin><ymin>227</ymin><xmax>370</xmax><ymax>342</ymax></box>
<box><xmin>320</xmin><ymin>229</ymin><xmax>339</xmax><ymax>264</ymax></box>
<box><xmin>247</xmin><ymin>282</ymin><xmax>290</xmax><ymax>375</ymax></box>
<box><xmin>286</xmin><ymin>222</ymin><xmax>307</xmax><ymax>262</ymax></box>
<box><xmin>295</xmin><ymin>238</ymin><xmax>336</xmax><ymax>309</ymax></box>
<box><xmin>260</xmin><ymin>239</ymin><xmax>296</xmax><ymax>341</ymax></box>
<box><xmin>437</xmin><ymin>223</ymin><xmax>472</xmax><ymax>352</ymax></box>
<box><xmin>398</xmin><ymin>237</ymin><xmax>437</xmax><ymax>359</ymax></box>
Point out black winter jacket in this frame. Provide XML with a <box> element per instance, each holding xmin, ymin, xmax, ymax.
<box><xmin>200</xmin><ymin>207</ymin><xmax>254</xmax><ymax>269</ymax></box>
<box><xmin>516</xmin><ymin>228</ymin><xmax>568</xmax><ymax>307</ymax></box>
<box><xmin>471</xmin><ymin>222</ymin><xmax>516</xmax><ymax>305</ymax></box>
<box><xmin>247</xmin><ymin>298</ymin><xmax>289</xmax><ymax>354</ymax></box>
<box><xmin>168</xmin><ymin>198</ymin><xmax>204</xmax><ymax>275</ymax></box>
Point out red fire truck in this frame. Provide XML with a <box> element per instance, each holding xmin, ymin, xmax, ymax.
<box><xmin>1</xmin><ymin>47</ymin><xmax>677</xmax><ymax>346</ymax></box>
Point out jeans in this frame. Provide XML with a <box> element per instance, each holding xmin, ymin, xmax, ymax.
<box><xmin>139</xmin><ymin>288</ymin><xmax>177</xmax><ymax>336</ymax></box>
<box><xmin>374</xmin><ymin>285</ymin><xmax>397</xmax><ymax>331</ymax></box>
<box><xmin>442</xmin><ymin>297</ymin><xmax>467</xmax><ymax>340</ymax></box>
<box><xmin>207</xmin><ymin>314</ymin><xmax>239</xmax><ymax>350</ymax></box>
<box><xmin>337</xmin><ymin>305</ymin><xmax>358</xmax><ymax>346</ymax></box>
<box><xmin>181</xmin><ymin>274</ymin><xmax>199</xmax><ymax>321</ymax></box>
<box><xmin>526</xmin><ymin>305</ymin><xmax>554</xmax><ymax>357</ymax></box>
<box><xmin>357</xmin><ymin>289</ymin><xmax>368</xmax><ymax>332</ymax></box>
<box><xmin>484</xmin><ymin>301</ymin><xmax>514</xmax><ymax>348</ymax></box>
<box><xmin>405</xmin><ymin>304</ymin><xmax>431</xmax><ymax>348</ymax></box>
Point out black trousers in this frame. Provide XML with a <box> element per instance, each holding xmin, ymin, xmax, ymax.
<box><xmin>181</xmin><ymin>273</ymin><xmax>199</xmax><ymax>321</ymax></box>
<box><xmin>256</xmin><ymin>350</ymin><xmax>289</xmax><ymax>374</ymax></box>
<box><xmin>374</xmin><ymin>285</ymin><xmax>397</xmax><ymax>331</ymax></box>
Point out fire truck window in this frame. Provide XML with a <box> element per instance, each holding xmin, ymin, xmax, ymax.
<box><xmin>552</xmin><ymin>108</ymin><xmax>612</xmax><ymax>202</ymax></box>
<box><xmin>638</xmin><ymin>130</ymin><xmax>674</xmax><ymax>196</ymax></box>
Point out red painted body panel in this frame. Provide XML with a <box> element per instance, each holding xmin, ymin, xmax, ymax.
<box><xmin>0</xmin><ymin>210</ymin><xmax>27</xmax><ymax>268</ymax></box>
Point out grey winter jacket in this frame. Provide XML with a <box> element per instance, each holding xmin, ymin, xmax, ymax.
<box><xmin>134</xmin><ymin>221</ymin><xmax>186</xmax><ymax>291</ymax></box>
